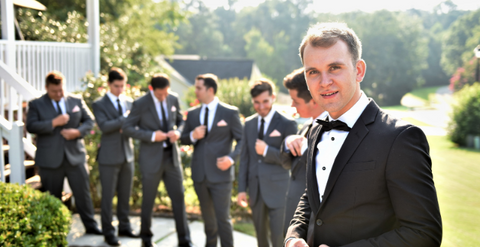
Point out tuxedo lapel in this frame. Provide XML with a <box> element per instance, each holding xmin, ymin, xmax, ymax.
<box><xmin>147</xmin><ymin>95</ymin><xmax>163</xmax><ymax>128</ymax></box>
<box><xmin>308</xmin><ymin>124</ymin><xmax>323</xmax><ymax>212</ymax></box>
<box><xmin>64</xmin><ymin>95</ymin><xmax>72</xmax><ymax>113</ymax></box>
<box><xmin>264</xmin><ymin>112</ymin><xmax>280</xmax><ymax>141</ymax></box>
<box><xmin>167</xmin><ymin>95</ymin><xmax>173</xmax><ymax>128</ymax></box>
<box><xmin>103</xmin><ymin>95</ymin><xmax>118</xmax><ymax>117</ymax></box>
<box><xmin>208</xmin><ymin>104</ymin><xmax>223</xmax><ymax>137</ymax></box>
<box><xmin>43</xmin><ymin>94</ymin><xmax>58</xmax><ymax>116</ymax></box>
<box><xmin>319</xmin><ymin>101</ymin><xmax>378</xmax><ymax>209</ymax></box>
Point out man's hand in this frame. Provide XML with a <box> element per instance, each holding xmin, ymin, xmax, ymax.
<box><xmin>192</xmin><ymin>125</ymin><xmax>207</xmax><ymax>140</ymax></box>
<box><xmin>286</xmin><ymin>135</ymin><xmax>306</xmax><ymax>156</ymax></box>
<box><xmin>237</xmin><ymin>192</ymin><xmax>248</xmax><ymax>208</ymax></box>
<box><xmin>167</xmin><ymin>130</ymin><xmax>181</xmax><ymax>143</ymax></box>
<box><xmin>52</xmin><ymin>114</ymin><xmax>70</xmax><ymax>128</ymax></box>
<box><xmin>123</xmin><ymin>110</ymin><xmax>130</xmax><ymax>117</ymax></box>
<box><xmin>255</xmin><ymin>139</ymin><xmax>267</xmax><ymax>155</ymax></box>
<box><xmin>285</xmin><ymin>238</ymin><xmax>309</xmax><ymax>247</ymax></box>
<box><xmin>60</xmin><ymin>128</ymin><xmax>80</xmax><ymax>140</ymax></box>
<box><xmin>216</xmin><ymin>156</ymin><xmax>233</xmax><ymax>171</ymax></box>
<box><xmin>154</xmin><ymin>130</ymin><xmax>168</xmax><ymax>142</ymax></box>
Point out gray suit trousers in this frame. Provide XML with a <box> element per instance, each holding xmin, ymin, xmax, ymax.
<box><xmin>251</xmin><ymin>189</ymin><xmax>285</xmax><ymax>247</ymax></box>
<box><xmin>99</xmin><ymin>160</ymin><xmax>134</xmax><ymax>237</ymax></box>
<box><xmin>139</xmin><ymin>149</ymin><xmax>191</xmax><ymax>245</ymax></box>
<box><xmin>39</xmin><ymin>156</ymin><xmax>97</xmax><ymax>230</ymax></box>
<box><xmin>194</xmin><ymin>180</ymin><xmax>234</xmax><ymax>247</ymax></box>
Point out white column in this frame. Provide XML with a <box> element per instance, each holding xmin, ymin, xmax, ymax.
<box><xmin>87</xmin><ymin>0</ymin><xmax>100</xmax><ymax>76</ymax></box>
<box><xmin>1</xmin><ymin>0</ymin><xmax>17</xmax><ymax>122</ymax></box>
<box><xmin>9</xmin><ymin>121</ymin><xmax>25</xmax><ymax>184</ymax></box>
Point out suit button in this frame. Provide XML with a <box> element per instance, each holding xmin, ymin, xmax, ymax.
<box><xmin>291</xmin><ymin>175</ymin><xmax>295</xmax><ymax>181</ymax></box>
<box><xmin>316</xmin><ymin>219</ymin><xmax>323</xmax><ymax>226</ymax></box>
<box><xmin>258</xmin><ymin>159</ymin><xmax>261</xmax><ymax>163</ymax></box>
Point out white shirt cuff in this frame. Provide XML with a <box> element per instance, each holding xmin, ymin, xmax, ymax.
<box><xmin>262</xmin><ymin>145</ymin><xmax>269</xmax><ymax>157</ymax></box>
<box><xmin>151</xmin><ymin>132</ymin><xmax>156</xmax><ymax>142</ymax></box>
<box><xmin>190</xmin><ymin>131</ymin><xmax>197</xmax><ymax>143</ymax></box>
<box><xmin>227</xmin><ymin>156</ymin><xmax>234</xmax><ymax>165</ymax></box>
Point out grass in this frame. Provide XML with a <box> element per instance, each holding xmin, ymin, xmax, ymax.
<box><xmin>427</xmin><ymin>135</ymin><xmax>480</xmax><ymax>247</ymax></box>
<box><xmin>233</xmin><ymin>221</ymin><xmax>256</xmax><ymax>237</ymax></box>
<box><xmin>382</xmin><ymin>105</ymin><xmax>411</xmax><ymax>111</ymax></box>
<box><xmin>401</xmin><ymin>86</ymin><xmax>443</xmax><ymax>108</ymax></box>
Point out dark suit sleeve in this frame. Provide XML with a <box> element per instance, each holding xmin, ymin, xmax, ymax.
<box><xmin>122</xmin><ymin>99</ymin><xmax>154</xmax><ymax>142</ymax></box>
<box><xmin>174</xmin><ymin>97</ymin><xmax>184</xmax><ymax>135</ymax></box>
<box><xmin>280</xmin><ymin>136</ymin><xmax>294</xmax><ymax>170</ymax></box>
<box><xmin>76</xmin><ymin>97</ymin><xmax>94</xmax><ymax>138</ymax></box>
<box><xmin>264</xmin><ymin>119</ymin><xmax>297</xmax><ymax>167</ymax></box>
<box><xmin>180</xmin><ymin>110</ymin><xmax>194</xmax><ymax>145</ymax></box>
<box><xmin>342</xmin><ymin>126</ymin><xmax>442</xmax><ymax>247</ymax></box>
<box><xmin>228</xmin><ymin>108</ymin><xmax>243</xmax><ymax>161</ymax></box>
<box><xmin>285</xmin><ymin>190</ymin><xmax>311</xmax><ymax>241</ymax></box>
<box><xmin>92</xmin><ymin>101</ymin><xmax>124</xmax><ymax>135</ymax></box>
<box><xmin>238</xmin><ymin>122</ymin><xmax>249</xmax><ymax>193</ymax></box>
<box><xmin>26</xmin><ymin>100</ymin><xmax>54</xmax><ymax>134</ymax></box>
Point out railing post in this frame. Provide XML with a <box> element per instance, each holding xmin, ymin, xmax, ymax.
<box><xmin>87</xmin><ymin>0</ymin><xmax>100</xmax><ymax>76</ymax></box>
<box><xmin>9</xmin><ymin>121</ymin><xmax>25</xmax><ymax>184</ymax></box>
<box><xmin>0</xmin><ymin>127</ymin><xmax>5</xmax><ymax>182</ymax></box>
<box><xmin>2</xmin><ymin>0</ymin><xmax>18</xmax><ymax>123</ymax></box>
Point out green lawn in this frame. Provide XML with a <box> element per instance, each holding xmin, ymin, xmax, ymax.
<box><xmin>401</xmin><ymin>86</ymin><xmax>443</xmax><ymax>108</ymax></box>
<box><xmin>428</xmin><ymin>135</ymin><xmax>480</xmax><ymax>247</ymax></box>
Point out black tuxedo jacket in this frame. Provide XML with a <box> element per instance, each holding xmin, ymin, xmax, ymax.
<box><xmin>286</xmin><ymin>100</ymin><xmax>442</xmax><ymax>246</ymax></box>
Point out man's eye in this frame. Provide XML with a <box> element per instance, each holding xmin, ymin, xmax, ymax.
<box><xmin>330</xmin><ymin>66</ymin><xmax>340</xmax><ymax>71</ymax></box>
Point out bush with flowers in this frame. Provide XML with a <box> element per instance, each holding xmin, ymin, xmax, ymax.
<box><xmin>449</xmin><ymin>57</ymin><xmax>479</xmax><ymax>92</ymax></box>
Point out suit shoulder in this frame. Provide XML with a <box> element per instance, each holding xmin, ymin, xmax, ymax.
<box><xmin>245</xmin><ymin>114</ymin><xmax>258</xmax><ymax>123</ymax></box>
<box><xmin>168</xmin><ymin>91</ymin><xmax>179</xmax><ymax>98</ymax></box>
<box><xmin>218</xmin><ymin>102</ymin><xmax>239</xmax><ymax>112</ymax></box>
<box><xmin>276</xmin><ymin>110</ymin><xmax>296</xmax><ymax>122</ymax></box>
<box><xmin>186</xmin><ymin>104</ymin><xmax>202</xmax><ymax>113</ymax></box>
<box><xmin>92</xmin><ymin>96</ymin><xmax>104</xmax><ymax>105</ymax></box>
<box><xmin>66</xmin><ymin>93</ymin><xmax>84</xmax><ymax>100</ymax></box>
<box><xmin>377</xmin><ymin>108</ymin><xmax>417</xmax><ymax>134</ymax></box>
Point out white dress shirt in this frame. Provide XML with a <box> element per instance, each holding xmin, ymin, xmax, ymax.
<box><xmin>106</xmin><ymin>91</ymin><xmax>128</xmax><ymax>117</ymax></box>
<box><xmin>258</xmin><ymin>107</ymin><xmax>276</xmax><ymax>157</ymax></box>
<box><xmin>316</xmin><ymin>92</ymin><xmax>369</xmax><ymax>202</ymax></box>
<box><xmin>51</xmin><ymin>97</ymin><xmax>66</xmax><ymax>114</ymax></box>
<box><xmin>150</xmin><ymin>90</ymin><xmax>169</xmax><ymax>143</ymax></box>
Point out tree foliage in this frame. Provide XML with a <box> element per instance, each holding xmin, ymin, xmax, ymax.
<box><xmin>448</xmin><ymin>83</ymin><xmax>480</xmax><ymax>146</ymax></box>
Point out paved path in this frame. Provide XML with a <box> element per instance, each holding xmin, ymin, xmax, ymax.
<box><xmin>68</xmin><ymin>214</ymin><xmax>257</xmax><ymax>247</ymax></box>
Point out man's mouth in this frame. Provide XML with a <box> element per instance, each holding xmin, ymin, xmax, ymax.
<box><xmin>321</xmin><ymin>91</ymin><xmax>338</xmax><ymax>97</ymax></box>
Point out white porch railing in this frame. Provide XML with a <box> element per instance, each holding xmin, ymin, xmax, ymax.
<box><xmin>0</xmin><ymin>118</ymin><xmax>25</xmax><ymax>184</ymax></box>
<box><xmin>0</xmin><ymin>40</ymin><xmax>92</xmax><ymax>94</ymax></box>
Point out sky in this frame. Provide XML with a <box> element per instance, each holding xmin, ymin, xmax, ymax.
<box><xmin>200</xmin><ymin>0</ymin><xmax>480</xmax><ymax>13</ymax></box>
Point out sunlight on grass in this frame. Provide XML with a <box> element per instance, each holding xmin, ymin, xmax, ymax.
<box><xmin>233</xmin><ymin>221</ymin><xmax>256</xmax><ymax>237</ymax></box>
<box><xmin>401</xmin><ymin>86</ymin><xmax>442</xmax><ymax>108</ymax></box>
<box><xmin>402</xmin><ymin>117</ymin><xmax>432</xmax><ymax>126</ymax></box>
<box><xmin>428</xmin><ymin>135</ymin><xmax>480</xmax><ymax>247</ymax></box>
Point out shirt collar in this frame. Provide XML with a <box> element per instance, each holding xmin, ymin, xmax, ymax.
<box><xmin>106</xmin><ymin>91</ymin><xmax>120</xmax><ymax>102</ymax></box>
<box><xmin>150</xmin><ymin>90</ymin><xmax>166</xmax><ymax>104</ymax></box>
<box><xmin>203</xmin><ymin>97</ymin><xmax>219</xmax><ymax>111</ymax></box>
<box><xmin>259</xmin><ymin>106</ymin><xmax>276</xmax><ymax>124</ymax></box>
<box><xmin>315</xmin><ymin>111</ymin><xmax>328</xmax><ymax>121</ymax></box>
<box><xmin>328</xmin><ymin>91</ymin><xmax>369</xmax><ymax>128</ymax></box>
<box><xmin>51</xmin><ymin>97</ymin><xmax>65</xmax><ymax>104</ymax></box>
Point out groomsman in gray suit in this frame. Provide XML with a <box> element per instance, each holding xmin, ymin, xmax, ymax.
<box><xmin>237</xmin><ymin>79</ymin><xmax>297</xmax><ymax>247</ymax></box>
<box><xmin>92</xmin><ymin>68</ymin><xmax>138</xmax><ymax>246</ymax></box>
<box><xmin>280</xmin><ymin>68</ymin><xmax>325</xmax><ymax>235</ymax></box>
<box><xmin>123</xmin><ymin>73</ymin><xmax>192</xmax><ymax>247</ymax></box>
<box><xmin>26</xmin><ymin>71</ymin><xmax>102</xmax><ymax>235</ymax></box>
<box><xmin>180</xmin><ymin>73</ymin><xmax>243</xmax><ymax>247</ymax></box>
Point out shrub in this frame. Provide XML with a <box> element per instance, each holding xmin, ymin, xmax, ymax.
<box><xmin>0</xmin><ymin>182</ymin><xmax>71</xmax><ymax>246</ymax></box>
<box><xmin>448</xmin><ymin>83</ymin><xmax>480</xmax><ymax>146</ymax></box>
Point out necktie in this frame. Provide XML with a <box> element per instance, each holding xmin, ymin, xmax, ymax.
<box><xmin>56</xmin><ymin>101</ymin><xmax>62</xmax><ymax>115</ymax></box>
<box><xmin>316</xmin><ymin>118</ymin><xmax>351</xmax><ymax>132</ymax></box>
<box><xmin>258</xmin><ymin>118</ymin><xmax>265</xmax><ymax>140</ymax></box>
<box><xmin>117</xmin><ymin>99</ymin><xmax>123</xmax><ymax>116</ymax></box>
<box><xmin>204</xmin><ymin>107</ymin><xmax>209</xmax><ymax>137</ymax></box>
<box><xmin>160</xmin><ymin>102</ymin><xmax>169</xmax><ymax>133</ymax></box>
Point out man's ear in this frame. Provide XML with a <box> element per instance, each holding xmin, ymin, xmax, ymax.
<box><xmin>356</xmin><ymin>59</ymin><xmax>367</xmax><ymax>83</ymax></box>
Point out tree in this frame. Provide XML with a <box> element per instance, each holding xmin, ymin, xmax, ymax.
<box><xmin>441</xmin><ymin>9</ymin><xmax>480</xmax><ymax>75</ymax></box>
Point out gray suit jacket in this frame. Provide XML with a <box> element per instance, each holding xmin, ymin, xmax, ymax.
<box><xmin>180</xmin><ymin>102</ymin><xmax>243</xmax><ymax>183</ymax></box>
<box><xmin>92</xmin><ymin>95</ymin><xmax>134</xmax><ymax>165</ymax></box>
<box><xmin>238</xmin><ymin>110</ymin><xmax>297</xmax><ymax>208</ymax></box>
<box><xmin>122</xmin><ymin>92</ymin><xmax>184</xmax><ymax>174</ymax></box>
<box><xmin>26</xmin><ymin>93</ymin><xmax>95</xmax><ymax>168</ymax></box>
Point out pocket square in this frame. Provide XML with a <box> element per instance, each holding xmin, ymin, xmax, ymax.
<box><xmin>269</xmin><ymin>129</ymin><xmax>281</xmax><ymax>137</ymax></box>
<box><xmin>72</xmin><ymin>105</ymin><xmax>80</xmax><ymax>113</ymax></box>
<box><xmin>217</xmin><ymin>119</ymin><xmax>228</xmax><ymax>126</ymax></box>
<box><xmin>171</xmin><ymin>105</ymin><xmax>176</xmax><ymax>112</ymax></box>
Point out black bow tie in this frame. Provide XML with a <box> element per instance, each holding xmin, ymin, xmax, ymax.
<box><xmin>316</xmin><ymin>119</ymin><xmax>351</xmax><ymax>132</ymax></box>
